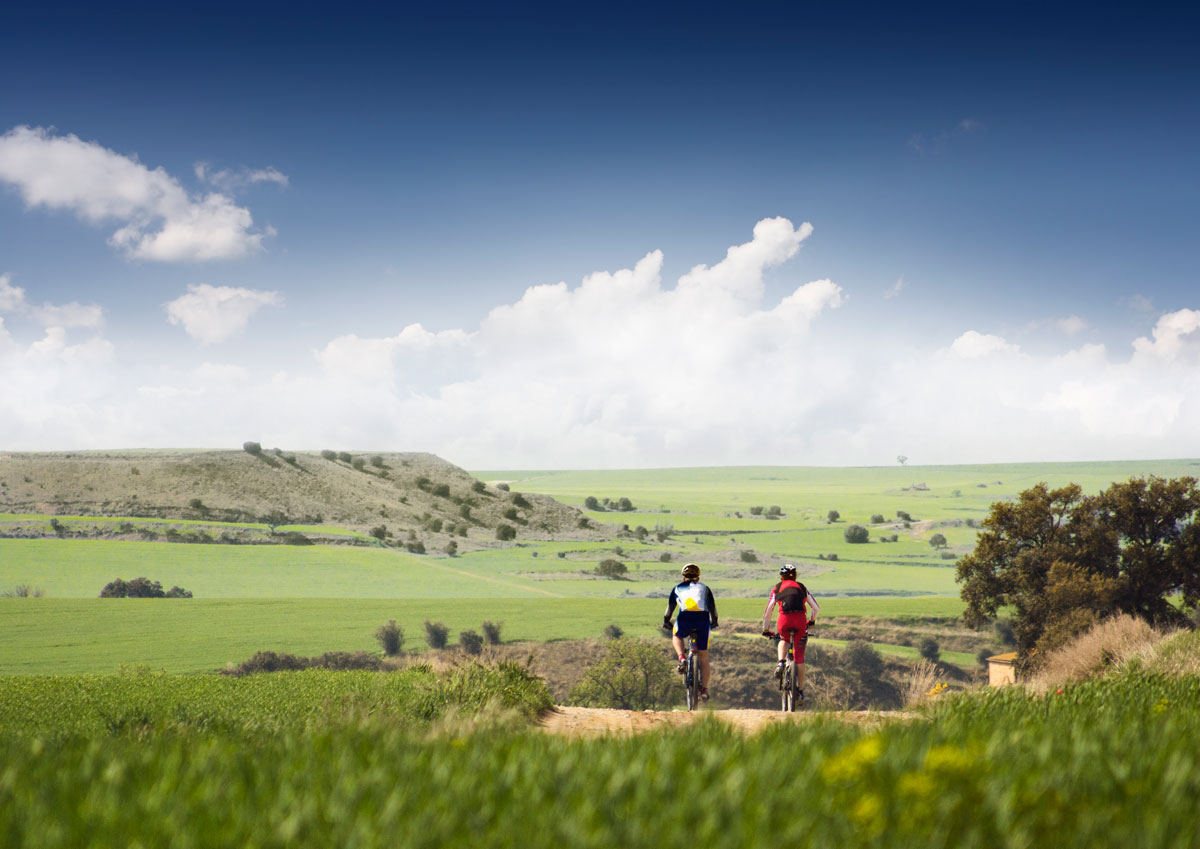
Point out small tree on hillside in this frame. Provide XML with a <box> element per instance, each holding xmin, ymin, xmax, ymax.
<box><xmin>337</xmin><ymin>451</ymin><xmax>352</xmax><ymax>464</ymax></box>
<box><xmin>569</xmin><ymin>639</ymin><xmax>675</xmax><ymax>710</ymax></box>
<box><xmin>496</xmin><ymin>524</ymin><xmax>516</xmax><ymax>541</ymax></box>
<box><xmin>918</xmin><ymin>637</ymin><xmax>941</xmax><ymax>662</ymax></box>
<box><xmin>481</xmin><ymin>621</ymin><xmax>503</xmax><ymax>645</ymax></box>
<box><xmin>595</xmin><ymin>559</ymin><xmax>628</xmax><ymax>579</ymax></box>
<box><xmin>871</xmin><ymin>514</ymin><xmax>885</xmax><ymax>524</ymax></box>
<box><xmin>375</xmin><ymin>620</ymin><xmax>404</xmax><ymax>656</ymax></box>
<box><xmin>827</xmin><ymin>510</ymin><xmax>840</xmax><ymax>523</ymax></box>
<box><xmin>929</xmin><ymin>533</ymin><xmax>948</xmax><ymax>549</ymax></box>
<box><xmin>458</xmin><ymin>629</ymin><xmax>484</xmax><ymax>656</ymax></box>
<box><xmin>243</xmin><ymin>441</ymin><xmax>262</xmax><ymax>456</ymax></box>
<box><xmin>320</xmin><ymin>449</ymin><xmax>337</xmax><ymax>460</ymax></box>
<box><xmin>844</xmin><ymin>524</ymin><xmax>869</xmax><ymax>544</ymax></box>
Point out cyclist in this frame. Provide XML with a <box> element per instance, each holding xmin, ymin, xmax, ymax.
<box><xmin>663</xmin><ymin>563</ymin><xmax>718</xmax><ymax>701</ymax></box>
<box><xmin>762</xmin><ymin>564</ymin><xmax>819</xmax><ymax>700</ymax></box>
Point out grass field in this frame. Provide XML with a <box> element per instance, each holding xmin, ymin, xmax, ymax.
<box><xmin>0</xmin><ymin>596</ymin><xmax>967</xmax><ymax>674</ymax></box>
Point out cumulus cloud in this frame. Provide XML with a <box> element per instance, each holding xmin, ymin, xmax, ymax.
<box><xmin>0</xmin><ymin>272</ymin><xmax>104</xmax><ymax>328</ymax></box>
<box><xmin>3</xmin><ymin>218</ymin><xmax>1200</xmax><ymax>468</ymax></box>
<box><xmin>884</xmin><ymin>276</ymin><xmax>905</xmax><ymax>299</ymax></box>
<box><xmin>165</xmin><ymin>284</ymin><xmax>283</xmax><ymax>344</ymax></box>
<box><xmin>0</xmin><ymin>273</ymin><xmax>25</xmax><ymax>311</ymax></box>
<box><xmin>0</xmin><ymin>126</ymin><xmax>270</xmax><ymax>261</ymax></box>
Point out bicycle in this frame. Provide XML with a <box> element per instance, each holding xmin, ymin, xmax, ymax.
<box><xmin>764</xmin><ymin>626</ymin><xmax>810</xmax><ymax>712</ymax></box>
<box><xmin>665</xmin><ymin>624</ymin><xmax>704</xmax><ymax>710</ymax></box>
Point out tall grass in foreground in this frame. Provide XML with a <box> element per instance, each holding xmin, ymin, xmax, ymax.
<box><xmin>2</xmin><ymin>671</ymin><xmax>1199</xmax><ymax>848</ymax></box>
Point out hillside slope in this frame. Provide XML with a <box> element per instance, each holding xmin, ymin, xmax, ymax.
<box><xmin>0</xmin><ymin>449</ymin><xmax>601</xmax><ymax>550</ymax></box>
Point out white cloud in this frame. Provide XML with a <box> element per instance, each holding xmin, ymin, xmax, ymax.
<box><xmin>1055</xmin><ymin>315</ymin><xmax>1087</xmax><ymax>335</ymax></box>
<box><xmin>884</xmin><ymin>276</ymin><xmax>905</xmax><ymax>299</ymax></box>
<box><xmin>3</xmin><ymin>218</ymin><xmax>1200</xmax><ymax>468</ymax></box>
<box><xmin>165</xmin><ymin>284</ymin><xmax>283</xmax><ymax>344</ymax></box>
<box><xmin>0</xmin><ymin>126</ymin><xmax>270</xmax><ymax>261</ymax></box>
<box><xmin>194</xmin><ymin>162</ymin><xmax>290</xmax><ymax>192</ymax></box>
<box><xmin>948</xmin><ymin>330</ymin><xmax>1019</xmax><ymax>358</ymax></box>
<box><xmin>1132</xmin><ymin>309</ymin><xmax>1200</xmax><ymax>361</ymax></box>
<box><xmin>0</xmin><ymin>272</ymin><xmax>103</xmax><ymax>327</ymax></box>
<box><xmin>0</xmin><ymin>273</ymin><xmax>26</xmax><ymax>311</ymax></box>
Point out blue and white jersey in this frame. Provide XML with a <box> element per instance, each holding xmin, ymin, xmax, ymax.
<box><xmin>671</xmin><ymin>580</ymin><xmax>712</xmax><ymax>613</ymax></box>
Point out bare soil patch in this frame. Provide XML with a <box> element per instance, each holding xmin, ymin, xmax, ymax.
<box><xmin>539</xmin><ymin>706</ymin><xmax>917</xmax><ymax>736</ymax></box>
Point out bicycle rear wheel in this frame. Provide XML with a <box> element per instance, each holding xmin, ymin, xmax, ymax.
<box><xmin>780</xmin><ymin>662</ymin><xmax>793</xmax><ymax>712</ymax></box>
<box><xmin>685</xmin><ymin>654</ymin><xmax>699</xmax><ymax>710</ymax></box>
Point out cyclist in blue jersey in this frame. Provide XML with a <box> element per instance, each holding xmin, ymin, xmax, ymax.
<box><xmin>662</xmin><ymin>563</ymin><xmax>718</xmax><ymax>701</ymax></box>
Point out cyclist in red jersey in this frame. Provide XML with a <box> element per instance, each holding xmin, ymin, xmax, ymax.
<box><xmin>761</xmin><ymin>564</ymin><xmax>819</xmax><ymax>695</ymax></box>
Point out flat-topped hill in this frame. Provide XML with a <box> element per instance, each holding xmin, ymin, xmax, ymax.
<box><xmin>0</xmin><ymin>449</ymin><xmax>599</xmax><ymax>549</ymax></box>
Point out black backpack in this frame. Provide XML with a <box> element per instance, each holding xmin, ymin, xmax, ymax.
<box><xmin>775</xmin><ymin>580</ymin><xmax>808</xmax><ymax>613</ymax></box>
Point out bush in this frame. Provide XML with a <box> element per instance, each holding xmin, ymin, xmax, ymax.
<box><xmin>897</xmin><ymin>510</ymin><xmax>912</xmax><ymax>521</ymax></box>
<box><xmin>189</xmin><ymin>498</ymin><xmax>204</xmax><ymax>510</ymax></box>
<box><xmin>352</xmin><ymin>458</ymin><xmax>366</xmax><ymax>471</ymax></box>
<box><xmin>99</xmin><ymin>578</ymin><xmax>191</xmax><ymax>599</ymax></box>
<box><xmin>370</xmin><ymin>455</ymin><xmax>385</xmax><ymax>468</ymax></box>
<box><xmin>444</xmin><ymin>540</ymin><xmax>458</xmax><ymax>556</ymax></box>
<box><xmin>739</xmin><ymin>550</ymin><xmax>758</xmax><ymax>563</ymax></box>
<box><xmin>320</xmin><ymin>449</ymin><xmax>337</xmax><ymax>460</ymax></box>
<box><xmin>929</xmin><ymin>533</ymin><xmax>948</xmax><ymax>549</ymax></box>
<box><xmin>659</xmin><ymin>552</ymin><xmax>672</xmax><ymax>562</ymax></box>
<box><xmin>496</xmin><ymin>483</ymin><xmax>510</xmax><ymax>491</ymax></box>
<box><xmin>750</xmin><ymin>505</ymin><xmax>764</xmax><ymax>515</ymax></box>
<box><xmin>459</xmin><ymin>630</ymin><xmax>484</xmax><ymax>656</ymax></box>
<box><xmin>843</xmin><ymin>640</ymin><xmax>885</xmax><ymax>690</ymax></box>
<box><xmin>616</xmin><ymin>497</ymin><xmax>634</xmax><ymax>511</ymax></box>
<box><xmin>433</xmin><ymin>483</ymin><xmax>451</xmax><ymax>497</ymax></box>
<box><xmin>459</xmin><ymin>505</ymin><xmax>471</xmax><ymax>520</ymax></box>
<box><xmin>375</xmin><ymin>619</ymin><xmax>405</xmax><ymax>656</ymax></box>
<box><xmin>337</xmin><ymin>451</ymin><xmax>352</xmax><ymax>464</ymax></box>
<box><xmin>496</xmin><ymin>524</ymin><xmax>516</xmax><ymax>541</ymax></box>
<box><xmin>472</xmin><ymin>480</ymin><xmax>486</xmax><ymax>493</ymax></box>
<box><xmin>918</xmin><ymin>637</ymin><xmax>941</xmax><ymax>662</ymax></box>
<box><xmin>595</xmin><ymin>559</ymin><xmax>627</xmax><ymax>579</ymax></box>
<box><xmin>424</xmin><ymin>620</ymin><xmax>450</xmax><ymax>650</ymax></box>
<box><xmin>243</xmin><ymin>441</ymin><xmax>262</xmax><ymax>455</ymax></box>
<box><xmin>426</xmin><ymin>518</ymin><xmax>443</xmax><ymax>533</ymax></box>
<box><xmin>569</xmin><ymin>638</ymin><xmax>675</xmax><ymax>709</ymax></box>
<box><xmin>827</xmin><ymin>510</ymin><xmax>840</xmax><ymax>523</ymax></box>
<box><xmin>766</xmin><ymin>505</ymin><xmax>782</xmax><ymax>518</ymax></box>
<box><xmin>871</xmin><ymin>514</ymin><xmax>885</xmax><ymax>524</ymax></box>
<box><xmin>844</xmin><ymin>524</ymin><xmax>869</xmax><ymax>543</ymax></box>
<box><xmin>503</xmin><ymin>507</ymin><xmax>519</xmax><ymax>521</ymax></box>
<box><xmin>2</xmin><ymin>584</ymin><xmax>45</xmax><ymax>598</ymax></box>
<box><xmin>370</xmin><ymin>525</ymin><xmax>388</xmax><ymax>541</ymax></box>
<box><xmin>513</xmin><ymin>493</ymin><xmax>532</xmax><ymax>509</ymax></box>
<box><xmin>164</xmin><ymin>586</ymin><xmax>193</xmax><ymax>598</ymax></box>
<box><xmin>481</xmin><ymin>621</ymin><xmax>503</xmax><ymax>645</ymax></box>
<box><xmin>405</xmin><ymin>541</ymin><xmax>426</xmax><ymax>554</ymax></box>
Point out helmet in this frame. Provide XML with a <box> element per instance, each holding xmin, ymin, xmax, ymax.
<box><xmin>681</xmin><ymin>563</ymin><xmax>700</xmax><ymax>580</ymax></box>
<box><xmin>779</xmin><ymin>563</ymin><xmax>797</xmax><ymax>578</ymax></box>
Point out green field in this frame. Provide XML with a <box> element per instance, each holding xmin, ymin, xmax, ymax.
<box><xmin>3</xmin><ymin>459</ymin><xmax>1194</xmax><ymax>674</ymax></box>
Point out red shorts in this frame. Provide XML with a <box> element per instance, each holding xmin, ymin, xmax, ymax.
<box><xmin>777</xmin><ymin>612</ymin><xmax>808</xmax><ymax>663</ymax></box>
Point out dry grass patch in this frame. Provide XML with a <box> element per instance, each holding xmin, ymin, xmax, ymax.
<box><xmin>1030</xmin><ymin>614</ymin><xmax>1168</xmax><ymax>691</ymax></box>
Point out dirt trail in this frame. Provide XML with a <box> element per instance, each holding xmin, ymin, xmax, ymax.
<box><xmin>539</xmin><ymin>706</ymin><xmax>917</xmax><ymax>737</ymax></box>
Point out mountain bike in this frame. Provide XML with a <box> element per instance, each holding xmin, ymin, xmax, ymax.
<box><xmin>765</xmin><ymin>628</ymin><xmax>809</xmax><ymax>712</ymax></box>
<box><xmin>665</xmin><ymin>624</ymin><xmax>704</xmax><ymax>710</ymax></box>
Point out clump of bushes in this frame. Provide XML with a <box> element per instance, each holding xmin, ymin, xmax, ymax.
<box><xmin>242</xmin><ymin>441</ymin><xmax>262</xmax><ymax>456</ymax></box>
<box><xmin>496</xmin><ymin>524</ymin><xmax>516</xmax><ymax>541</ymax></box>
<box><xmin>871</xmin><ymin>514</ymin><xmax>886</xmax><ymax>524</ymax></box>
<box><xmin>603</xmin><ymin>623</ymin><xmax>624</xmax><ymax>640</ymax></box>
<box><xmin>424</xmin><ymin>620</ymin><xmax>450</xmax><ymax>650</ymax></box>
<box><xmin>481</xmin><ymin>621</ymin><xmax>503</xmax><ymax>645</ymax></box>
<box><xmin>459</xmin><ymin>630</ymin><xmax>484</xmax><ymax>656</ymax></box>
<box><xmin>320</xmin><ymin>449</ymin><xmax>337</xmax><ymax>460</ymax></box>
<box><xmin>2</xmin><ymin>584</ymin><xmax>45</xmax><ymax>598</ymax></box>
<box><xmin>99</xmin><ymin>578</ymin><xmax>192</xmax><ymax>598</ymax></box>
<box><xmin>918</xmin><ymin>637</ymin><xmax>941</xmax><ymax>662</ymax></box>
<box><xmin>375</xmin><ymin>620</ymin><xmax>405</xmax><ymax>656</ymax></box>
<box><xmin>750</xmin><ymin>505</ymin><xmax>764</xmax><ymax>515</ymax></box>
<box><xmin>766</xmin><ymin>505</ymin><xmax>783</xmax><ymax>519</ymax></box>
<box><xmin>595</xmin><ymin>559</ymin><xmax>627</xmax><ymax>579</ymax></box>
<box><xmin>844</xmin><ymin>524</ymin><xmax>869</xmax><ymax>544</ymax></box>
<box><xmin>659</xmin><ymin>552</ymin><xmax>672</xmax><ymax>562</ymax></box>
<box><xmin>224</xmin><ymin>650</ymin><xmax>385</xmax><ymax>676</ymax></box>
<box><xmin>570</xmin><ymin>639</ymin><xmax>674</xmax><ymax>710</ymax></box>
<box><xmin>740</xmin><ymin>550</ymin><xmax>758</xmax><ymax>563</ymax></box>
<box><xmin>897</xmin><ymin>510</ymin><xmax>913</xmax><ymax>521</ymax></box>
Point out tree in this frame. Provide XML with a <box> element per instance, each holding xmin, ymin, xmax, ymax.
<box><xmin>375</xmin><ymin>619</ymin><xmax>404</xmax><ymax>656</ymax></box>
<box><xmin>827</xmin><ymin>510</ymin><xmax>840</xmax><ymax>523</ymax></box>
<box><xmin>595</xmin><ymin>559</ymin><xmax>628</xmax><ymax>579</ymax></box>
<box><xmin>423</xmin><ymin>620</ymin><xmax>450</xmax><ymax>650</ymax></box>
<box><xmin>337</xmin><ymin>451</ymin><xmax>352</xmax><ymax>463</ymax></box>
<box><xmin>370</xmin><ymin>525</ymin><xmax>388</xmax><ymax>542</ymax></box>
<box><xmin>458</xmin><ymin>629</ymin><xmax>484</xmax><ymax>656</ymax></box>
<box><xmin>433</xmin><ymin>483</ymin><xmax>451</xmax><ymax>497</ymax></box>
<box><xmin>370</xmin><ymin>455</ymin><xmax>385</xmax><ymax>468</ymax></box>
<box><xmin>750</xmin><ymin>505</ymin><xmax>764</xmax><ymax>515</ymax></box>
<box><xmin>481</xmin><ymin>621</ymin><xmax>503</xmax><ymax>645</ymax></box>
<box><xmin>444</xmin><ymin>540</ymin><xmax>458</xmax><ymax>556</ymax></box>
<box><xmin>495</xmin><ymin>524</ymin><xmax>516</xmax><ymax>541</ymax></box>
<box><xmin>929</xmin><ymin>533</ymin><xmax>948</xmax><ymax>549</ymax></box>
<box><xmin>352</xmin><ymin>458</ymin><xmax>366</xmax><ymax>471</ymax></box>
<box><xmin>844</xmin><ymin>524</ymin><xmax>869</xmax><ymax>544</ymax></box>
<box><xmin>584</xmin><ymin>496</ymin><xmax>603</xmax><ymax>510</ymax></box>
<box><xmin>569</xmin><ymin>639</ymin><xmax>675</xmax><ymax>710</ymax></box>
<box><xmin>616</xmin><ymin>497</ymin><xmax>634</xmax><ymax>512</ymax></box>
<box><xmin>842</xmin><ymin>640</ymin><xmax>885</xmax><ymax>692</ymax></box>
<box><xmin>897</xmin><ymin>455</ymin><xmax>908</xmax><ymax>466</ymax></box>
<box><xmin>603</xmin><ymin>623</ymin><xmax>624</xmax><ymax>640</ymax></box>
<box><xmin>918</xmin><ymin>637</ymin><xmax>940</xmax><ymax>662</ymax></box>
<box><xmin>243</xmin><ymin>441</ymin><xmax>262</xmax><ymax>455</ymax></box>
<box><xmin>871</xmin><ymin>514</ymin><xmax>885</xmax><ymax>524</ymax></box>
<box><xmin>956</xmin><ymin>477</ymin><xmax>1200</xmax><ymax>668</ymax></box>
<box><xmin>766</xmin><ymin>505</ymin><xmax>783</xmax><ymax>519</ymax></box>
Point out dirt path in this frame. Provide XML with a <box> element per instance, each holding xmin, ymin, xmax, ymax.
<box><xmin>539</xmin><ymin>706</ymin><xmax>917</xmax><ymax>737</ymax></box>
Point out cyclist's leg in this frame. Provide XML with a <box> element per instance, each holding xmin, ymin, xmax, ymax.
<box><xmin>696</xmin><ymin>649</ymin><xmax>710</xmax><ymax>689</ymax></box>
<box><xmin>794</xmin><ymin>633</ymin><xmax>808</xmax><ymax>690</ymax></box>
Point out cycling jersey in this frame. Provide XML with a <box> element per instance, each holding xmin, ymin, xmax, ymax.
<box><xmin>664</xmin><ymin>580</ymin><xmax>718</xmax><ymax>649</ymax></box>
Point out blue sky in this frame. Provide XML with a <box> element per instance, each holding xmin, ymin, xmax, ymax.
<box><xmin>1</xmin><ymin>1</ymin><xmax>1197</xmax><ymax>466</ymax></box>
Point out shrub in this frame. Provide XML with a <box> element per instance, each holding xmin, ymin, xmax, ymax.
<box><xmin>444</xmin><ymin>540</ymin><xmax>458</xmax><ymax>556</ymax></box>
<box><xmin>871</xmin><ymin>514</ymin><xmax>885</xmax><ymax>524</ymax></box>
<box><xmin>1031</xmin><ymin>615</ymin><xmax>1162</xmax><ymax>690</ymax></box>
<box><xmin>481</xmin><ymin>621</ymin><xmax>503</xmax><ymax>645</ymax></box>
<box><xmin>405</xmin><ymin>540</ymin><xmax>426</xmax><ymax>554</ymax></box>
<box><xmin>424</xmin><ymin>620</ymin><xmax>450</xmax><ymax>650</ymax></box>
<box><xmin>164</xmin><ymin>586</ymin><xmax>193</xmax><ymax>598</ymax></box>
<box><xmin>843</xmin><ymin>640</ymin><xmax>885</xmax><ymax>690</ymax></box>
<box><xmin>595</xmin><ymin>559</ymin><xmax>627</xmax><ymax>579</ymax></box>
<box><xmin>337</xmin><ymin>451</ymin><xmax>352</xmax><ymax>464</ymax></box>
<box><xmin>415</xmin><ymin>476</ymin><xmax>431</xmax><ymax>491</ymax></box>
<box><xmin>897</xmin><ymin>510</ymin><xmax>912</xmax><ymax>521</ymax></box>
<box><xmin>900</xmin><ymin>658</ymin><xmax>944</xmax><ymax>707</ymax></box>
<box><xmin>844</xmin><ymin>524</ymin><xmax>869</xmax><ymax>543</ymax></box>
<box><xmin>616</xmin><ymin>497</ymin><xmax>634</xmax><ymax>511</ymax></box>
<box><xmin>827</xmin><ymin>510</ymin><xmax>840</xmax><ymax>523</ymax></box>
<box><xmin>433</xmin><ymin>483</ymin><xmax>451</xmax><ymax>497</ymax></box>
<box><xmin>750</xmin><ymin>505</ymin><xmax>764</xmax><ymax>515</ymax></box>
<box><xmin>370</xmin><ymin>455</ymin><xmax>385</xmax><ymax>468</ymax></box>
<box><xmin>512</xmin><ymin>493</ymin><xmax>532</xmax><ymax>509</ymax></box>
<box><xmin>603</xmin><ymin>623</ymin><xmax>624</xmax><ymax>640</ymax></box>
<box><xmin>375</xmin><ymin>619</ymin><xmax>405</xmax><ymax>656</ymax></box>
<box><xmin>929</xmin><ymin>533</ymin><xmax>948</xmax><ymax>549</ymax></box>
<box><xmin>828</xmin><ymin>553</ymin><xmax>839</xmax><ymax>561</ymax></box>
<box><xmin>370</xmin><ymin>525</ymin><xmax>388</xmax><ymax>541</ymax></box>
<box><xmin>918</xmin><ymin>637</ymin><xmax>941</xmax><ymax>662</ymax></box>
<box><xmin>569</xmin><ymin>638</ymin><xmax>675</xmax><ymax>709</ymax></box>
<box><xmin>659</xmin><ymin>552</ymin><xmax>672</xmax><ymax>562</ymax></box>
<box><xmin>188</xmin><ymin>498</ymin><xmax>204</xmax><ymax>510</ymax></box>
<box><xmin>243</xmin><ymin>441</ymin><xmax>262</xmax><ymax>455</ymax></box>
<box><xmin>320</xmin><ymin>449</ymin><xmax>337</xmax><ymax>460</ymax></box>
<box><xmin>740</xmin><ymin>550</ymin><xmax>758</xmax><ymax>563</ymax></box>
<box><xmin>459</xmin><ymin>505</ymin><xmax>471</xmax><ymax>519</ymax></box>
<box><xmin>459</xmin><ymin>630</ymin><xmax>484</xmax><ymax>656</ymax></box>
<box><xmin>426</xmin><ymin>518</ymin><xmax>443</xmax><ymax>533</ymax></box>
<box><xmin>472</xmin><ymin>480</ymin><xmax>486</xmax><ymax>493</ymax></box>
<box><xmin>577</xmin><ymin>517</ymin><xmax>590</xmax><ymax>529</ymax></box>
<box><xmin>766</xmin><ymin>505</ymin><xmax>782</xmax><ymax>518</ymax></box>
<box><xmin>502</xmin><ymin>507</ymin><xmax>519</xmax><ymax>521</ymax></box>
<box><xmin>2</xmin><ymin>584</ymin><xmax>45</xmax><ymax>598</ymax></box>
<box><xmin>496</xmin><ymin>524</ymin><xmax>516</xmax><ymax>541</ymax></box>
<box><xmin>634</xmin><ymin>525</ymin><xmax>648</xmax><ymax>540</ymax></box>
<box><xmin>352</xmin><ymin>458</ymin><xmax>366</xmax><ymax>471</ymax></box>
<box><xmin>496</xmin><ymin>483</ymin><xmax>510</xmax><ymax>491</ymax></box>
<box><xmin>613</xmin><ymin>545</ymin><xmax>625</xmax><ymax>557</ymax></box>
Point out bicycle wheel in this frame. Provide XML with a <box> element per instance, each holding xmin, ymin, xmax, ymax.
<box><xmin>780</xmin><ymin>662</ymin><xmax>792</xmax><ymax>712</ymax></box>
<box><xmin>789</xmin><ymin>664</ymin><xmax>801</xmax><ymax>711</ymax></box>
<box><xmin>685</xmin><ymin>654</ymin><xmax>699</xmax><ymax>710</ymax></box>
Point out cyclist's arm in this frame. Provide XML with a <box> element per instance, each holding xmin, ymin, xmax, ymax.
<box><xmin>663</xmin><ymin>591</ymin><xmax>678</xmax><ymax>623</ymax></box>
<box><xmin>762</xmin><ymin>589</ymin><xmax>777</xmax><ymax>631</ymax></box>
<box><xmin>806</xmin><ymin>591</ymin><xmax>820</xmax><ymax>623</ymax></box>
<box><xmin>705</xmin><ymin>586</ymin><xmax>718</xmax><ymax>627</ymax></box>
